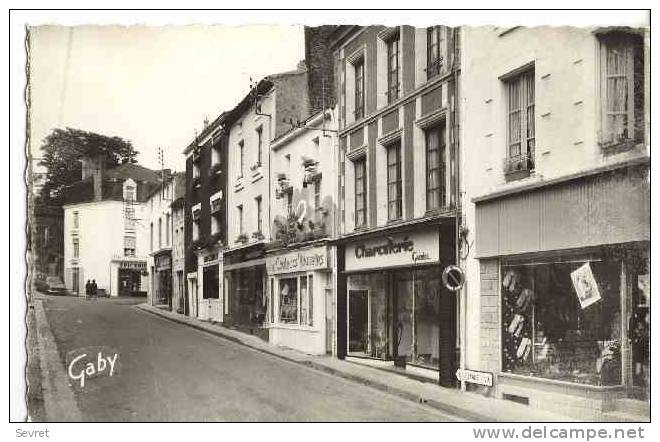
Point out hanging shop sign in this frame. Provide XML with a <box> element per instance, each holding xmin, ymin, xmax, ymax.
<box><xmin>455</xmin><ymin>369</ymin><xmax>493</xmax><ymax>387</ymax></box>
<box><xmin>266</xmin><ymin>246</ymin><xmax>329</xmax><ymax>275</ymax></box>
<box><xmin>345</xmin><ymin>229</ymin><xmax>439</xmax><ymax>272</ymax></box>
<box><xmin>442</xmin><ymin>265</ymin><xmax>465</xmax><ymax>292</ymax></box>
<box><xmin>570</xmin><ymin>262</ymin><xmax>602</xmax><ymax>309</ymax></box>
<box><xmin>118</xmin><ymin>261</ymin><xmax>146</xmax><ymax>271</ymax></box>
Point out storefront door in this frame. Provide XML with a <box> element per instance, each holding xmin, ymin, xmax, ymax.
<box><xmin>348</xmin><ymin>290</ymin><xmax>369</xmax><ymax>354</ymax></box>
<box><xmin>118</xmin><ymin>269</ymin><xmax>141</xmax><ymax>296</ymax></box>
<box><xmin>200</xmin><ymin>264</ymin><xmax>222</xmax><ymax>322</ymax></box>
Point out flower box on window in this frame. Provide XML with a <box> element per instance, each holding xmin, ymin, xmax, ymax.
<box><xmin>252</xmin><ymin>231</ymin><xmax>265</xmax><ymax>240</ymax></box>
<box><xmin>191</xmin><ymin>175</ymin><xmax>201</xmax><ymax>189</ymax></box>
<box><xmin>503</xmin><ymin>154</ymin><xmax>534</xmax><ymax>182</ymax></box>
<box><xmin>210</xmin><ymin>198</ymin><xmax>222</xmax><ymax>214</ymax></box>
<box><xmin>210</xmin><ymin>162</ymin><xmax>222</xmax><ymax>176</ymax></box>
<box><xmin>210</xmin><ymin>231</ymin><xmax>223</xmax><ymax>244</ymax></box>
<box><xmin>275</xmin><ymin>175</ymin><xmax>293</xmax><ymax>199</ymax></box>
<box><xmin>598</xmin><ymin>130</ymin><xmax>638</xmax><ymax>155</ymax></box>
<box><xmin>236</xmin><ymin>233</ymin><xmax>249</xmax><ymax>244</ymax></box>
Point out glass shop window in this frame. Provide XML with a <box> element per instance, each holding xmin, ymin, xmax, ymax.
<box><xmin>203</xmin><ymin>265</ymin><xmax>219</xmax><ymax>299</ymax></box>
<box><xmin>277</xmin><ymin>274</ymin><xmax>314</xmax><ymax>326</ymax></box>
<box><xmin>347</xmin><ymin>273</ymin><xmax>390</xmax><ymax>358</ymax></box>
<box><xmin>501</xmin><ymin>260</ymin><xmax>621</xmax><ymax>386</ymax></box>
<box><xmin>279</xmin><ymin>277</ymin><xmax>298</xmax><ymax>324</ymax></box>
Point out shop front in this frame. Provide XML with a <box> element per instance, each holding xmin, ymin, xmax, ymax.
<box><xmin>223</xmin><ymin>243</ymin><xmax>268</xmax><ymax>340</ymax></box>
<box><xmin>474</xmin><ymin>164</ymin><xmax>650</xmax><ymax>420</ymax></box>
<box><xmin>154</xmin><ymin>252</ymin><xmax>172</xmax><ymax>307</ymax></box>
<box><xmin>110</xmin><ymin>257</ymin><xmax>147</xmax><ymax>297</ymax></box>
<box><xmin>340</xmin><ymin>223</ymin><xmax>457</xmax><ymax>386</ymax></box>
<box><xmin>265</xmin><ymin>243</ymin><xmax>333</xmax><ymax>355</ymax></box>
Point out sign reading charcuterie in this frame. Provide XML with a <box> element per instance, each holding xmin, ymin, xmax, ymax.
<box><xmin>345</xmin><ymin>230</ymin><xmax>440</xmax><ymax>272</ymax></box>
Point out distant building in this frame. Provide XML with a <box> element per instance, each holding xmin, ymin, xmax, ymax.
<box><xmin>62</xmin><ymin>155</ymin><xmax>160</xmax><ymax>296</ymax></box>
<box><xmin>32</xmin><ymin>203</ymin><xmax>64</xmax><ymax>278</ymax></box>
<box><xmin>170</xmin><ymin>172</ymin><xmax>187</xmax><ymax>314</ymax></box>
<box><xmin>145</xmin><ymin>170</ymin><xmax>184</xmax><ymax>308</ymax></box>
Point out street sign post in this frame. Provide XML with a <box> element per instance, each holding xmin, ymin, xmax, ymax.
<box><xmin>455</xmin><ymin>369</ymin><xmax>493</xmax><ymax>387</ymax></box>
<box><xmin>442</xmin><ymin>265</ymin><xmax>465</xmax><ymax>292</ymax></box>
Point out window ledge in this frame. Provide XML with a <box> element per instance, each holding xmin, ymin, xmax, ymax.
<box><xmin>498</xmin><ymin>371</ymin><xmax>624</xmax><ymax>392</ymax></box>
<box><xmin>268</xmin><ymin>323</ymin><xmax>319</xmax><ymax>332</ymax></box>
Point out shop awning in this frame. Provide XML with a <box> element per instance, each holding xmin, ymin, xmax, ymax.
<box><xmin>475</xmin><ymin>161</ymin><xmax>650</xmax><ymax>258</ymax></box>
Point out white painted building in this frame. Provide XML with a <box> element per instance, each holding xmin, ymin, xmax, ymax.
<box><xmin>145</xmin><ymin>171</ymin><xmax>184</xmax><ymax>307</ymax></box>
<box><xmin>460</xmin><ymin>26</ymin><xmax>649</xmax><ymax>419</ymax></box>
<box><xmin>62</xmin><ymin>158</ymin><xmax>160</xmax><ymax>297</ymax></box>
<box><xmin>266</xmin><ymin>109</ymin><xmax>339</xmax><ymax>355</ymax></box>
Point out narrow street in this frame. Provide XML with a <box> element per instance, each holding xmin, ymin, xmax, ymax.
<box><xmin>38</xmin><ymin>294</ymin><xmax>458</xmax><ymax>422</ymax></box>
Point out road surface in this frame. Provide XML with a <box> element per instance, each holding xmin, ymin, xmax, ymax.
<box><xmin>38</xmin><ymin>295</ymin><xmax>458</xmax><ymax>422</ymax></box>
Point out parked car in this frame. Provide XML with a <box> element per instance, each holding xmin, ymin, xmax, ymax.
<box><xmin>34</xmin><ymin>273</ymin><xmax>49</xmax><ymax>293</ymax></box>
<box><xmin>45</xmin><ymin>276</ymin><xmax>68</xmax><ymax>296</ymax></box>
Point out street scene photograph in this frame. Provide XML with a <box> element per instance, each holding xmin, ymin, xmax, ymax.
<box><xmin>17</xmin><ymin>9</ymin><xmax>650</xmax><ymax>427</ymax></box>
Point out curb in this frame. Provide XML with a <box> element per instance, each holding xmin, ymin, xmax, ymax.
<box><xmin>136</xmin><ymin>304</ymin><xmax>493</xmax><ymax>422</ymax></box>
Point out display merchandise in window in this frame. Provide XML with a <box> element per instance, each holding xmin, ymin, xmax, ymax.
<box><xmin>279</xmin><ymin>277</ymin><xmax>298</xmax><ymax>324</ymax></box>
<box><xmin>501</xmin><ymin>260</ymin><xmax>621</xmax><ymax>386</ymax></box>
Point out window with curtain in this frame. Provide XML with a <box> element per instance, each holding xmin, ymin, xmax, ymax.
<box><xmin>387</xmin><ymin>142</ymin><xmax>402</xmax><ymax>220</ymax></box>
<box><xmin>599</xmin><ymin>32</ymin><xmax>644</xmax><ymax>148</ymax></box>
<box><xmin>124</xmin><ymin>236</ymin><xmax>136</xmax><ymax>257</ymax></box>
<box><xmin>504</xmin><ymin>68</ymin><xmax>535</xmax><ymax>178</ymax></box>
<box><xmin>386</xmin><ymin>33</ymin><xmax>400</xmax><ymax>103</ymax></box>
<box><xmin>426</xmin><ymin>26</ymin><xmax>445</xmax><ymax>79</ymax></box>
<box><xmin>425</xmin><ymin>124</ymin><xmax>446</xmax><ymax>211</ymax></box>
<box><xmin>354</xmin><ymin>58</ymin><xmax>365</xmax><ymax>119</ymax></box>
<box><xmin>354</xmin><ymin>158</ymin><xmax>367</xmax><ymax>228</ymax></box>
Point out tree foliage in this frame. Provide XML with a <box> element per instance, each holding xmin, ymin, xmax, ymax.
<box><xmin>38</xmin><ymin>127</ymin><xmax>139</xmax><ymax>203</ymax></box>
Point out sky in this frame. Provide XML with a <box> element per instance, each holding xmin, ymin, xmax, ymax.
<box><xmin>28</xmin><ymin>25</ymin><xmax>305</xmax><ymax>173</ymax></box>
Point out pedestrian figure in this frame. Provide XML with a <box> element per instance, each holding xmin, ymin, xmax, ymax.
<box><xmin>92</xmin><ymin>279</ymin><xmax>98</xmax><ymax>300</ymax></box>
<box><xmin>85</xmin><ymin>279</ymin><xmax>92</xmax><ymax>300</ymax></box>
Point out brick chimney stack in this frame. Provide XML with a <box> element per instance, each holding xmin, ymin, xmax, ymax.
<box><xmin>304</xmin><ymin>26</ymin><xmax>337</xmax><ymax>115</ymax></box>
<box><xmin>81</xmin><ymin>154</ymin><xmax>105</xmax><ymax>201</ymax></box>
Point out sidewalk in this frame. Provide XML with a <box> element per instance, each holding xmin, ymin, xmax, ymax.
<box><xmin>136</xmin><ymin>303</ymin><xmax>574</xmax><ymax>422</ymax></box>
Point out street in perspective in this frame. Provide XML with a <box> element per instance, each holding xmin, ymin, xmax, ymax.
<box><xmin>24</xmin><ymin>17</ymin><xmax>650</xmax><ymax>423</ymax></box>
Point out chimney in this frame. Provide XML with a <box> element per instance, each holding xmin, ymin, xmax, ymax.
<box><xmin>304</xmin><ymin>26</ymin><xmax>337</xmax><ymax>115</ymax></box>
<box><xmin>81</xmin><ymin>154</ymin><xmax>105</xmax><ymax>201</ymax></box>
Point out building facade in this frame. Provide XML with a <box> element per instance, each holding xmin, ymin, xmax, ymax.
<box><xmin>331</xmin><ymin>25</ymin><xmax>461</xmax><ymax>386</ymax></box>
<box><xmin>184</xmin><ymin>114</ymin><xmax>229</xmax><ymax>321</ymax></box>
<box><xmin>223</xmin><ymin>70</ymin><xmax>311</xmax><ymax>339</ymax></box>
<box><xmin>265</xmin><ymin>109</ymin><xmax>339</xmax><ymax>355</ymax></box>
<box><xmin>146</xmin><ymin>171</ymin><xmax>185</xmax><ymax>309</ymax></box>
<box><xmin>461</xmin><ymin>26</ymin><xmax>650</xmax><ymax>420</ymax></box>
<box><xmin>171</xmin><ymin>173</ymin><xmax>187</xmax><ymax>314</ymax></box>
<box><xmin>62</xmin><ymin>157</ymin><xmax>159</xmax><ymax>297</ymax></box>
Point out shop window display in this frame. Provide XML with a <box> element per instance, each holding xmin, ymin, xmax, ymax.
<box><xmin>347</xmin><ymin>269</ymin><xmax>442</xmax><ymax>367</ymax></box>
<box><xmin>348</xmin><ymin>273</ymin><xmax>389</xmax><ymax>358</ymax></box>
<box><xmin>279</xmin><ymin>277</ymin><xmax>298</xmax><ymax>324</ymax></box>
<box><xmin>502</xmin><ymin>260</ymin><xmax>621</xmax><ymax>386</ymax></box>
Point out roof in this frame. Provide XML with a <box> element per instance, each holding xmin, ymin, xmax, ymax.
<box><xmin>182</xmin><ymin>66</ymin><xmax>308</xmax><ymax>155</ymax></box>
<box><xmin>103</xmin><ymin>163</ymin><xmax>161</xmax><ymax>183</ymax></box>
